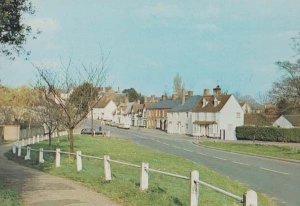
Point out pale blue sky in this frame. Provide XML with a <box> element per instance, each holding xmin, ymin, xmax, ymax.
<box><xmin>0</xmin><ymin>0</ymin><xmax>299</xmax><ymax>98</ymax></box>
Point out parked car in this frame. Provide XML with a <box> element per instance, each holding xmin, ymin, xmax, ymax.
<box><xmin>117</xmin><ymin>123</ymin><xmax>130</xmax><ymax>129</ymax></box>
<box><xmin>81</xmin><ymin>127</ymin><xmax>103</xmax><ymax>135</ymax></box>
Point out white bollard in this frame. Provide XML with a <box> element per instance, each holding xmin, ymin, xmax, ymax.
<box><xmin>32</xmin><ymin>136</ymin><xmax>36</xmax><ymax>144</ymax></box>
<box><xmin>55</xmin><ymin>148</ymin><xmax>60</xmax><ymax>167</ymax></box>
<box><xmin>104</xmin><ymin>155</ymin><xmax>112</xmax><ymax>181</ymax></box>
<box><xmin>243</xmin><ymin>190</ymin><xmax>258</xmax><ymax>206</ymax></box>
<box><xmin>12</xmin><ymin>144</ymin><xmax>16</xmax><ymax>154</ymax></box>
<box><xmin>17</xmin><ymin>144</ymin><xmax>21</xmax><ymax>157</ymax></box>
<box><xmin>37</xmin><ymin>135</ymin><xmax>40</xmax><ymax>143</ymax></box>
<box><xmin>76</xmin><ymin>151</ymin><xmax>82</xmax><ymax>172</ymax></box>
<box><xmin>190</xmin><ymin>170</ymin><xmax>199</xmax><ymax>206</ymax></box>
<box><xmin>25</xmin><ymin>147</ymin><xmax>31</xmax><ymax>160</ymax></box>
<box><xmin>140</xmin><ymin>162</ymin><xmax>149</xmax><ymax>191</ymax></box>
<box><xmin>39</xmin><ymin>148</ymin><xmax>44</xmax><ymax>163</ymax></box>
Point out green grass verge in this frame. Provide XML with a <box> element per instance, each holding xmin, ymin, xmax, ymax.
<box><xmin>0</xmin><ymin>176</ymin><xmax>20</xmax><ymax>206</ymax></box>
<box><xmin>6</xmin><ymin>135</ymin><xmax>276</xmax><ymax>206</ymax></box>
<box><xmin>199</xmin><ymin>141</ymin><xmax>300</xmax><ymax>161</ymax></box>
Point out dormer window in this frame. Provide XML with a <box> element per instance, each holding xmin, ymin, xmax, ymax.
<box><xmin>214</xmin><ymin>98</ymin><xmax>219</xmax><ymax>107</ymax></box>
<box><xmin>202</xmin><ymin>98</ymin><xmax>208</xmax><ymax>108</ymax></box>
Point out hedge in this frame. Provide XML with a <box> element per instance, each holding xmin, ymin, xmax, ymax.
<box><xmin>236</xmin><ymin>126</ymin><xmax>300</xmax><ymax>143</ymax></box>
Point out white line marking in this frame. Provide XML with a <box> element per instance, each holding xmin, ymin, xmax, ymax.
<box><xmin>196</xmin><ymin>152</ymin><xmax>208</xmax><ymax>156</ymax></box>
<box><xmin>260</xmin><ymin>167</ymin><xmax>289</xmax><ymax>175</ymax></box>
<box><xmin>183</xmin><ymin>149</ymin><xmax>193</xmax><ymax>152</ymax></box>
<box><xmin>232</xmin><ymin>161</ymin><xmax>249</xmax><ymax>166</ymax></box>
<box><xmin>213</xmin><ymin>156</ymin><xmax>227</xmax><ymax>161</ymax></box>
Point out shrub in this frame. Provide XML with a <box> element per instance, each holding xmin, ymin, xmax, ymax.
<box><xmin>236</xmin><ymin>126</ymin><xmax>300</xmax><ymax>143</ymax></box>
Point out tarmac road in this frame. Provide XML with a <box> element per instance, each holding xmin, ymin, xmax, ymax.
<box><xmin>96</xmin><ymin>124</ymin><xmax>300</xmax><ymax>206</ymax></box>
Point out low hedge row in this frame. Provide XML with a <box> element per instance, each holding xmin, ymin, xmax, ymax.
<box><xmin>236</xmin><ymin>126</ymin><xmax>300</xmax><ymax>143</ymax></box>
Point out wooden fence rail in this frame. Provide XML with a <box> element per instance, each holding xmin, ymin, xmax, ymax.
<box><xmin>12</xmin><ymin>135</ymin><xmax>258</xmax><ymax>206</ymax></box>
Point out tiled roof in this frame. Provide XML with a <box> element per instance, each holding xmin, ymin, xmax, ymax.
<box><xmin>192</xmin><ymin>95</ymin><xmax>231</xmax><ymax>113</ymax></box>
<box><xmin>132</xmin><ymin>102</ymin><xmax>144</xmax><ymax>113</ymax></box>
<box><xmin>284</xmin><ymin>115</ymin><xmax>300</xmax><ymax>127</ymax></box>
<box><xmin>94</xmin><ymin>93</ymin><xmax>125</xmax><ymax>108</ymax></box>
<box><xmin>244</xmin><ymin>114</ymin><xmax>272</xmax><ymax>126</ymax></box>
<box><xmin>147</xmin><ymin>99</ymin><xmax>181</xmax><ymax>110</ymax></box>
<box><xmin>169</xmin><ymin>96</ymin><xmax>201</xmax><ymax>112</ymax></box>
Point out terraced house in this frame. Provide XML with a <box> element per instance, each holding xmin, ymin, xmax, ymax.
<box><xmin>168</xmin><ymin>86</ymin><xmax>244</xmax><ymax>140</ymax></box>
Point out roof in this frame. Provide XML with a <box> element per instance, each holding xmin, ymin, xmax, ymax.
<box><xmin>94</xmin><ymin>92</ymin><xmax>125</xmax><ymax>108</ymax></box>
<box><xmin>283</xmin><ymin>115</ymin><xmax>300</xmax><ymax>127</ymax></box>
<box><xmin>192</xmin><ymin>95</ymin><xmax>231</xmax><ymax>113</ymax></box>
<box><xmin>132</xmin><ymin>102</ymin><xmax>144</xmax><ymax>113</ymax></box>
<box><xmin>169</xmin><ymin>96</ymin><xmax>201</xmax><ymax>112</ymax></box>
<box><xmin>244</xmin><ymin>114</ymin><xmax>272</xmax><ymax>126</ymax></box>
<box><xmin>148</xmin><ymin>99</ymin><xmax>181</xmax><ymax>110</ymax></box>
<box><xmin>193</xmin><ymin>121</ymin><xmax>217</xmax><ymax>125</ymax></box>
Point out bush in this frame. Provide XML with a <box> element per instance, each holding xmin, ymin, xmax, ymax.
<box><xmin>236</xmin><ymin>126</ymin><xmax>300</xmax><ymax>143</ymax></box>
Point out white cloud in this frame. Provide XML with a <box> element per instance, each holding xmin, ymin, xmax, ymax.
<box><xmin>26</xmin><ymin>17</ymin><xmax>60</xmax><ymax>33</ymax></box>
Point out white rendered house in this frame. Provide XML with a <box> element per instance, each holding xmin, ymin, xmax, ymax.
<box><xmin>167</xmin><ymin>86</ymin><xmax>244</xmax><ymax>140</ymax></box>
<box><xmin>89</xmin><ymin>98</ymin><xmax>117</xmax><ymax>121</ymax></box>
<box><xmin>273</xmin><ymin>115</ymin><xmax>300</xmax><ymax>128</ymax></box>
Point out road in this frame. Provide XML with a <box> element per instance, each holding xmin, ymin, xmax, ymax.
<box><xmin>90</xmin><ymin>123</ymin><xmax>300</xmax><ymax>206</ymax></box>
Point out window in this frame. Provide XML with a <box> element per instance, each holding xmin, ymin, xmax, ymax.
<box><xmin>236</xmin><ymin>112</ymin><xmax>241</xmax><ymax>118</ymax></box>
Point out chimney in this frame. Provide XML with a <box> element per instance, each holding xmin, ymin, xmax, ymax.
<box><xmin>161</xmin><ymin>95</ymin><xmax>167</xmax><ymax>101</ymax></box>
<box><xmin>182</xmin><ymin>89</ymin><xmax>185</xmax><ymax>105</ymax></box>
<box><xmin>213</xmin><ymin>85</ymin><xmax>221</xmax><ymax>96</ymax></box>
<box><xmin>203</xmin><ymin>89</ymin><xmax>210</xmax><ymax>96</ymax></box>
<box><xmin>187</xmin><ymin>91</ymin><xmax>193</xmax><ymax>97</ymax></box>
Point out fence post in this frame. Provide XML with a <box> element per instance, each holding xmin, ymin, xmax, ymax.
<box><xmin>76</xmin><ymin>151</ymin><xmax>82</xmax><ymax>172</ymax></box>
<box><xmin>17</xmin><ymin>144</ymin><xmax>22</xmax><ymax>157</ymax></box>
<box><xmin>12</xmin><ymin>144</ymin><xmax>16</xmax><ymax>154</ymax></box>
<box><xmin>140</xmin><ymin>162</ymin><xmax>149</xmax><ymax>191</ymax></box>
<box><xmin>25</xmin><ymin>147</ymin><xmax>31</xmax><ymax>160</ymax></box>
<box><xmin>37</xmin><ymin>135</ymin><xmax>40</xmax><ymax>143</ymax></box>
<box><xmin>39</xmin><ymin>148</ymin><xmax>45</xmax><ymax>163</ymax></box>
<box><xmin>32</xmin><ymin>136</ymin><xmax>36</xmax><ymax>144</ymax></box>
<box><xmin>104</xmin><ymin>155</ymin><xmax>112</xmax><ymax>181</ymax></box>
<box><xmin>243</xmin><ymin>190</ymin><xmax>257</xmax><ymax>206</ymax></box>
<box><xmin>55</xmin><ymin>148</ymin><xmax>60</xmax><ymax>167</ymax></box>
<box><xmin>190</xmin><ymin>170</ymin><xmax>199</xmax><ymax>206</ymax></box>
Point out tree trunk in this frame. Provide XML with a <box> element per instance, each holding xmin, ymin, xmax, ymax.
<box><xmin>69</xmin><ymin>128</ymin><xmax>74</xmax><ymax>153</ymax></box>
<box><xmin>48</xmin><ymin>131</ymin><xmax>52</xmax><ymax>146</ymax></box>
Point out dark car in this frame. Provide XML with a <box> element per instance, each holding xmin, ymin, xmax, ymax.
<box><xmin>81</xmin><ymin>127</ymin><xmax>103</xmax><ymax>135</ymax></box>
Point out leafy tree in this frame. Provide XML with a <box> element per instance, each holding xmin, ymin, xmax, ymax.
<box><xmin>270</xmin><ymin>34</ymin><xmax>300</xmax><ymax>113</ymax></box>
<box><xmin>122</xmin><ymin>88</ymin><xmax>141</xmax><ymax>102</ymax></box>
<box><xmin>173</xmin><ymin>73</ymin><xmax>183</xmax><ymax>99</ymax></box>
<box><xmin>0</xmin><ymin>0</ymin><xmax>35</xmax><ymax>59</ymax></box>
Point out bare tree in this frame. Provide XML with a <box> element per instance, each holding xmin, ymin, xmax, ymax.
<box><xmin>33</xmin><ymin>56</ymin><xmax>107</xmax><ymax>153</ymax></box>
<box><xmin>173</xmin><ymin>73</ymin><xmax>183</xmax><ymax>99</ymax></box>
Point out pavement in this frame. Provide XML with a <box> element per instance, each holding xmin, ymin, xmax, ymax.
<box><xmin>0</xmin><ymin>144</ymin><xmax>119</xmax><ymax>206</ymax></box>
<box><xmin>99</xmin><ymin>124</ymin><xmax>300</xmax><ymax>206</ymax></box>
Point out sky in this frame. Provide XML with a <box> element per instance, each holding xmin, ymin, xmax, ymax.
<box><xmin>0</xmin><ymin>0</ymin><xmax>300</xmax><ymax>99</ymax></box>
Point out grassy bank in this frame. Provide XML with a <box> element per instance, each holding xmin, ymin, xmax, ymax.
<box><xmin>200</xmin><ymin>141</ymin><xmax>300</xmax><ymax>161</ymax></box>
<box><xmin>6</xmin><ymin>135</ymin><xmax>276</xmax><ymax>206</ymax></box>
<box><xmin>0</xmin><ymin>176</ymin><xmax>20</xmax><ymax>206</ymax></box>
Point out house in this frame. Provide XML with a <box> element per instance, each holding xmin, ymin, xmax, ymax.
<box><xmin>113</xmin><ymin>102</ymin><xmax>133</xmax><ymax>127</ymax></box>
<box><xmin>147</xmin><ymin>95</ymin><xmax>181</xmax><ymax>131</ymax></box>
<box><xmin>174</xmin><ymin>86</ymin><xmax>244</xmax><ymax>140</ymax></box>
<box><xmin>167</xmin><ymin>95</ymin><xmax>201</xmax><ymax>134</ymax></box>
<box><xmin>130</xmin><ymin>101</ymin><xmax>145</xmax><ymax>127</ymax></box>
<box><xmin>273</xmin><ymin>115</ymin><xmax>300</xmax><ymax>128</ymax></box>
<box><xmin>88</xmin><ymin>94</ymin><xmax>118</xmax><ymax>122</ymax></box>
<box><xmin>240</xmin><ymin>102</ymin><xmax>252</xmax><ymax>114</ymax></box>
